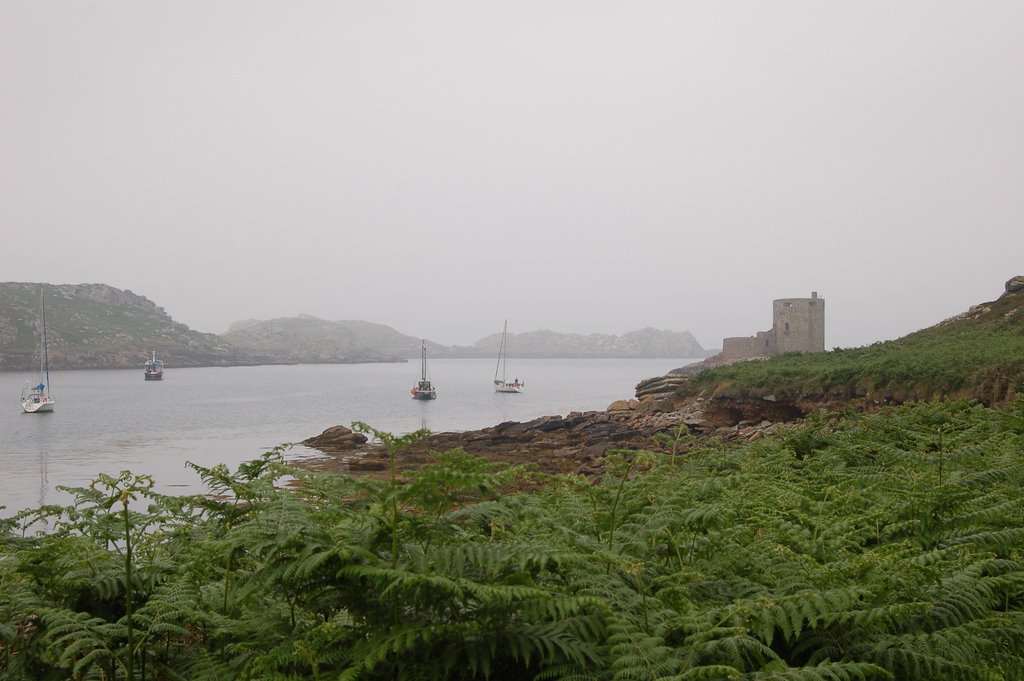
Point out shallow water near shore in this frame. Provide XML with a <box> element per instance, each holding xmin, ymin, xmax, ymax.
<box><xmin>0</xmin><ymin>358</ymin><xmax>697</xmax><ymax>516</ymax></box>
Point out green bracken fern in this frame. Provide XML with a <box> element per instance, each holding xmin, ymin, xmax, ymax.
<box><xmin>4</xmin><ymin>399</ymin><xmax>1024</xmax><ymax>679</ymax></box>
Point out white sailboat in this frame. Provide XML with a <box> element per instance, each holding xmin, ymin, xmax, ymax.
<box><xmin>21</xmin><ymin>288</ymin><xmax>55</xmax><ymax>413</ymax></box>
<box><xmin>493</xmin><ymin>320</ymin><xmax>523</xmax><ymax>393</ymax></box>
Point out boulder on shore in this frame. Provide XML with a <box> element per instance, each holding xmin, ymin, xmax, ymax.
<box><xmin>302</xmin><ymin>425</ymin><xmax>368</xmax><ymax>449</ymax></box>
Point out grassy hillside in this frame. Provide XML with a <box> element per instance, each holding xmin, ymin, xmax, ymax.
<box><xmin>4</xmin><ymin>283</ymin><xmax>182</xmax><ymax>351</ymax></box>
<box><xmin>0</xmin><ymin>282</ymin><xmax>242</xmax><ymax>369</ymax></box>
<box><xmin>675</xmin><ymin>282</ymin><xmax>1024</xmax><ymax>406</ymax></box>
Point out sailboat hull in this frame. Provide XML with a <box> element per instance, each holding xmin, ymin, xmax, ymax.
<box><xmin>494</xmin><ymin>381</ymin><xmax>522</xmax><ymax>393</ymax></box>
<box><xmin>21</xmin><ymin>396</ymin><xmax>55</xmax><ymax>413</ymax></box>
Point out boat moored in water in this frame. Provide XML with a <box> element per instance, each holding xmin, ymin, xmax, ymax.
<box><xmin>21</xmin><ymin>382</ymin><xmax>54</xmax><ymax>413</ymax></box>
<box><xmin>493</xmin><ymin>320</ymin><xmax>523</xmax><ymax>393</ymax></box>
<box><xmin>21</xmin><ymin>288</ymin><xmax>55</xmax><ymax>414</ymax></box>
<box><xmin>410</xmin><ymin>340</ymin><xmax>437</xmax><ymax>400</ymax></box>
<box><xmin>144</xmin><ymin>351</ymin><xmax>164</xmax><ymax>380</ymax></box>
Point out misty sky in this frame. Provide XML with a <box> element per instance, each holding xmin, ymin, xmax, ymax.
<box><xmin>2</xmin><ymin>2</ymin><xmax>1022</xmax><ymax>351</ymax></box>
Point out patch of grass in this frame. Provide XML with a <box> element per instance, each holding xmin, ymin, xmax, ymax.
<box><xmin>678</xmin><ymin>292</ymin><xmax>1024</xmax><ymax>405</ymax></box>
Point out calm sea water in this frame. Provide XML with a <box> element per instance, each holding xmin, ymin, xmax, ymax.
<box><xmin>0</xmin><ymin>358</ymin><xmax>696</xmax><ymax>516</ymax></box>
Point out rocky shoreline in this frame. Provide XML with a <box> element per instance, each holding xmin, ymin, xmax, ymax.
<box><xmin>297</xmin><ymin>385</ymin><xmax>815</xmax><ymax>480</ymax></box>
<box><xmin>299</xmin><ymin>274</ymin><xmax>1024</xmax><ymax>478</ymax></box>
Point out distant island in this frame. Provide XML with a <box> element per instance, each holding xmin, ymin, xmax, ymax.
<box><xmin>0</xmin><ymin>282</ymin><xmax>712</xmax><ymax>370</ymax></box>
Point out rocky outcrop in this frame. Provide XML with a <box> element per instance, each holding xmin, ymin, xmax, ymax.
<box><xmin>297</xmin><ymin>393</ymin><xmax>794</xmax><ymax>479</ymax></box>
<box><xmin>635</xmin><ymin>374</ymin><xmax>696</xmax><ymax>397</ymax></box>
<box><xmin>664</xmin><ymin>353</ymin><xmax>753</xmax><ymax>377</ymax></box>
<box><xmin>930</xmin><ymin>275</ymin><xmax>1024</xmax><ymax>329</ymax></box>
<box><xmin>302</xmin><ymin>425</ymin><xmax>369</xmax><ymax>449</ymax></box>
<box><xmin>62</xmin><ymin>283</ymin><xmax>162</xmax><ymax>310</ymax></box>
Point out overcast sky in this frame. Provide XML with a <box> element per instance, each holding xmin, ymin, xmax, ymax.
<box><xmin>2</xmin><ymin>2</ymin><xmax>1021</xmax><ymax>351</ymax></box>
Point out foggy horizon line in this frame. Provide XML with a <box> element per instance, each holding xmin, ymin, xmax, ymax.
<box><xmin>3</xmin><ymin>279</ymin><xmax>715</xmax><ymax>351</ymax></box>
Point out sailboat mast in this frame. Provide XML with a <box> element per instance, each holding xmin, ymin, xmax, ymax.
<box><xmin>501</xmin><ymin>320</ymin><xmax>508</xmax><ymax>382</ymax></box>
<box><xmin>421</xmin><ymin>341</ymin><xmax>427</xmax><ymax>380</ymax></box>
<box><xmin>494</xmin><ymin>320</ymin><xmax>508</xmax><ymax>382</ymax></box>
<box><xmin>41</xmin><ymin>288</ymin><xmax>51</xmax><ymax>391</ymax></box>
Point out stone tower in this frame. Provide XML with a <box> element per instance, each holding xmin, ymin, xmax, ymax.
<box><xmin>772</xmin><ymin>292</ymin><xmax>825</xmax><ymax>354</ymax></box>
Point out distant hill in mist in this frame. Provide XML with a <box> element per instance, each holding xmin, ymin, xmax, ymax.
<box><xmin>0</xmin><ymin>282</ymin><xmax>710</xmax><ymax>370</ymax></box>
<box><xmin>453</xmin><ymin>328</ymin><xmax>710</xmax><ymax>359</ymax></box>
<box><xmin>223</xmin><ymin>318</ymin><xmax>709</xmax><ymax>360</ymax></box>
<box><xmin>221</xmin><ymin>316</ymin><xmax>412</xmax><ymax>363</ymax></box>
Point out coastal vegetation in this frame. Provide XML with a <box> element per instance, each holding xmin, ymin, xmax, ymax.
<box><xmin>4</xmin><ymin>397</ymin><xmax>1024</xmax><ymax>679</ymax></box>
<box><xmin>4</xmin><ymin>279</ymin><xmax>1023</xmax><ymax>678</ymax></box>
<box><xmin>675</xmin><ymin>286</ymin><xmax>1024</xmax><ymax>407</ymax></box>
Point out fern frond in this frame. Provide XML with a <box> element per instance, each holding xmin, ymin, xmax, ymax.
<box><xmin>678</xmin><ymin>665</ymin><xmax>743</xmax><ymax>680</ymax></box>
<box><xmin>853</xmin><ymin>622</ymin><xmax>999</xmax><ymax>680</ymax></box>
<box><xmin>748</xmin><ymin>588</ymin><xmax>867</xmax><ymax>645</ymax></box>
<box><xmin>838</xmin><ymin>600</ymin><xmax>931</xmax><ymax>631</ymax></box>
<box><xmin>742</xmin><ymin>660</ymin><xmax>891</xmax><ymax>680</ymax></box>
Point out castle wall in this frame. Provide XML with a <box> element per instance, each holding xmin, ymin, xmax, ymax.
<box><xmin>721</xmin><ymin>336</ymin><xmax>764</xmax><ymax>361</ymax></box>
<box><xmin>772</xmin><ymin>292</ymin><xmax>825</xmax><ymax>353</ymax></box>
<box><xmin>714</xmin><ymin>292</ymin><xmax>824</xmax><ymax>363</ymax></box>
<box><xmin>721</xmin><ymin>330</ymin><xmax>775</xmax><ymax>360</ymax></box>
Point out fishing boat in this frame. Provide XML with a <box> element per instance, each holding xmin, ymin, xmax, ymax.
<box><xmin>144</xmin><ymin>351</ymin><xmax>164</xmax><ymax>380</ymax></box>
<box><xmin>410</xmin><ymin>340</ymin><xmax>437</xmax><ymax>400</ymax></box>
<box><xmin>21</xmin><ymin>289</ymin><xmax>55</xmax><ymax>414</ymax></box>
<box><xmin>493</xmin><ymin>320</ymin><xmax>523</xmax><ymax>393</ymax></box>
